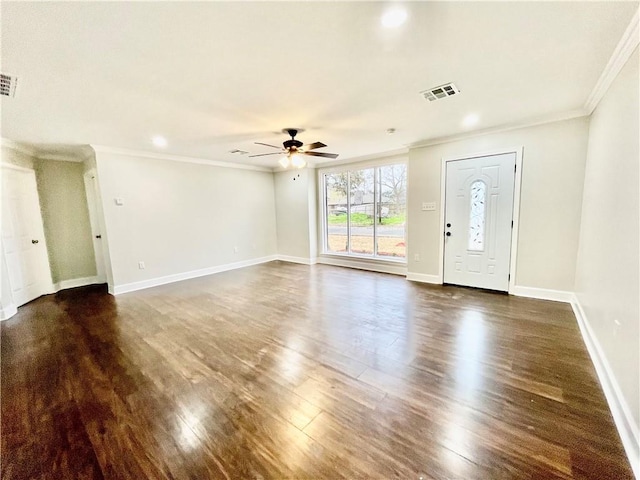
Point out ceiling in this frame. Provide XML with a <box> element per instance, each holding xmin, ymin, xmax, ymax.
<box><xmin>1</xmin><ymin>2</ymin><xmax>637</xmax><ymax>168</ymax></box>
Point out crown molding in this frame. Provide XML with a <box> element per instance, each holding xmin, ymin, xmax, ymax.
<box><xmin>584</xmin><ymin>7</ymin><xmax>639</xmax><ymax>114</ymax></box>
<box><xmin>91</xmin><ymin>145</ymin><xmax>272</xmax><ymax>173</ymax></box>
<box><xmin>37</xmin><ymin>152</ymin><xmax>92</xmax><ymax>163</ymax></box>
<box><xmin>0</xmin><ymin>138</ymin><xmax>37</xmax><ymax>157</ymax></box>
<box><xmin>409</xmin><ymin>108</ymin><xmax>588</xmax><ymax>150</ymax></box>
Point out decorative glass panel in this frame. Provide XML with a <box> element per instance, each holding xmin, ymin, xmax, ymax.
<box><xmin>468</xmin><ymin>181</ymin><xmax>486</xmax><ymax>251</ymax></box>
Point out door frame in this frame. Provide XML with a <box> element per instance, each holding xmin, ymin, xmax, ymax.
<box><xmin>437</xmin><ymin>146</ymin><xmax>523</xmax><ymax>293</ymax></box>
<box><xmin>83</xmin><ymin>169</ymin><xmax>107</xmax><ymax>283</ymax></box>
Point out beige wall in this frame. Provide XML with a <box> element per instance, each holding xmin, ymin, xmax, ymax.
<box><xmin>274</xmin><ymin>168</ymin><xmax>315</xmax><ymax>260</ymax></box>
<box><xmin>95</xmin><ymin>151</ymin><xmax>277</xmax><ymax>288</ymax></box>
<box><xmin>407</xmin><ymin>116</ymin><xmax>589</xmax><ymax>291</ymax></box>
<box><xmin>575</xmin><ymin>49</ymin><xmax>639</xmax><ymax>431</ymax></box>
<box><xmin>35</xmin><ymin>160</ymin><xmax>96</xmax><ymax>283</ymax></box>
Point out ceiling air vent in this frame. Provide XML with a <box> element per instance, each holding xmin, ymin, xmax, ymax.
<box><xmin>0</xmin><ymin>73</ymin><xmax>18</xmax><ymax>98</ymax></box>
<box><xmin>228</xmin><ymin>149</ymin><xmax>249</xmax><ymax>155</ymax></box>
<box><xmin>421</xmin><ymin>82</ymin><xmax>460</xmax><ymax>102</ymax></box>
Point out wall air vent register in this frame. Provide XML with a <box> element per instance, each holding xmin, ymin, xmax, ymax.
<box><xmin>0</xmin><ymin>73</ymin><xmax>18</xmax><ymax>97</ymax></box>
<box><xmin>421</xmin><ymin>82</ymin><xmax>460</xmax><ymax>102</ymax></box>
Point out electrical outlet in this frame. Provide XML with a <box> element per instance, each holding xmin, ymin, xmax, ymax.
<box><xmin>138</xmin><ymin>261</ymin><xmax>145</xmax><ymax>270</ymax></box>
<box><xmin>414</xmin><ymin>254</ymin><xmax>420</xmax><ymax>261</ymax></box>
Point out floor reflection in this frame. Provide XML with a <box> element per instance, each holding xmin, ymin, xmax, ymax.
<box><xmin>454</xmin><ymin>310</ymin><xmax>486</xmax><ymax>398</ymax></box>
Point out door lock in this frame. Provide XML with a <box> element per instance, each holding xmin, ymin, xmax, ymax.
<box><xmin>445</xmin><ymin>232</ymin><xmax>451</xmax><ymax>237</ymax></box>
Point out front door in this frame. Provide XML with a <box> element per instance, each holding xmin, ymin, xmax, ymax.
<box><xmin>443</xmin><ymin>153</ymin><xmax>516</xmax><ymax>291</ymax></box>
<box><xmin>1</xmin><ymin>167</ymin><xmax>53</xmax><ymax>306</ymax></box>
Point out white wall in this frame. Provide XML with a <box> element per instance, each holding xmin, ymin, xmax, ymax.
<box><xmin>274</xmin><ymin>168</ymin><xmax>316</xmax><ymax>262</ymax></box>
<box><xmin>574</xmin><ymin>48</ymin><xmax>639</xmax><ymax>461</ymax></box>
<box><xmin>95</xmin><ymin>151</ymin><xmax>277</xmax><ymax>290</ymax></box>
<box><xmin>408</xmin><ymin>116</ymin><xmax>590</xmax><ymax>292</ymax></box>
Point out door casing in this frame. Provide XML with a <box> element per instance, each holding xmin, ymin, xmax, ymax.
<box><xmin>83</xmin><ymin>170</ymin><xmax>107</xmax><ymax>282</ymax></box>
<box><xmin>438</xmin><ymin>147</ymin><xmax>523</xmax><ymax>293</ymax></box>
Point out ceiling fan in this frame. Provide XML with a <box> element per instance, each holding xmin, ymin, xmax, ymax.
<box><xmin>249</xmin><ymin>128</ymin><xmax>339</xmax><ymax>168</ymax></box>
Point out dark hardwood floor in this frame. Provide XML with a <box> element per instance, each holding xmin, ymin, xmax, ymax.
<box><xmin>1</xmin><ymin>261</ymin><xmax>633</xmax><ymax>479</ymax></box>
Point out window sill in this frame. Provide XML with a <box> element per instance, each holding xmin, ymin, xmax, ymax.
<box><xmin>320</xmin><ymin>252</ymin><xmax>407</xmax><ymax>264</ymax></box>
<box><xmin>317</xmin><ymin>253</ymin><xmax>407</xmax><ymax>276</ymax></box>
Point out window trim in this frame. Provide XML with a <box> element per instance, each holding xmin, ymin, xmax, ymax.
<box><xmin>318</xmin><ymin>159</ymin><xmax>408</xmax><ymax>264</ymax></box>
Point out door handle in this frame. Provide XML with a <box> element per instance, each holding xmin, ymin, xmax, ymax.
<box><xmin>31</xmin><ymin>239</ymin><xmax>39</xmax><ymax>244</ymax></box>
<box><xmin>96</xmin><ymin>235</ymin><xmax>102</xmax><ymax>239</ymax></box>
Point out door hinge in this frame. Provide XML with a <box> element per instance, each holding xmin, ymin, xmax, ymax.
<box><xmin>508</xmin><ymin>274</ymin><xmax>511</xmax><ymax>281</ymax></box>
<box><xmin>511</xmin><ymin>220</ymin><xmax>513</xmax><ymax>228</ymax></box>
<box><xmin>514</xmin><ymin>164</ymin><xmax>517</xmax><ymax>173</ymax></box>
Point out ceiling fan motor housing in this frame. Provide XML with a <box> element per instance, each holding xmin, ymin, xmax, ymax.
<box><xmin>284</xmin><ymin>139</ymin><xmax>303</xmax><ymax>150</ymax></box>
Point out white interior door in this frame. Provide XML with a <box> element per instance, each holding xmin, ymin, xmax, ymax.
<box><xmin>1</xmin><ymin>167</ymin><xmax>53</xmax><ymax>306</ymax></box>
<box><xmin>83</xmin><ymin>170</ymin><xmax>106</xmax><ymax>281</ymax></box>
<box><xmin>443</xmin><ymin>153</ymin><xmax>516</xmax><ymax>291</ymax></box>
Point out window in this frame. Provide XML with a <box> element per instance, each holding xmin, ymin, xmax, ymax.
<box><xmin>322</xmin><ymin>163</ymin><xmax>406</xmax><ymax>260</ymax></box>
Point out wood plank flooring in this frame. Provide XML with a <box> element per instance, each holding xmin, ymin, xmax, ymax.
<box><xmin>1</xmin><ymin>261</ymin><xmax>634</xmax><ymax>479</ymax></box>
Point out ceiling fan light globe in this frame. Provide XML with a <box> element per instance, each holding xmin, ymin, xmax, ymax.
<box><xmin>291</xmin><ymin>154</ymin><xmax>306</xmax><ymax>168</ymax></box>
<box><xmin>278</xmin><ymin>156</ymin><xmax>290</xmax><ymax>168</ymax></box>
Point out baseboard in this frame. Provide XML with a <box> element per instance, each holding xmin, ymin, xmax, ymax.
<box><xmin>316</xmin><ymin>255</ymin><xmax>406</xmax><ymax>276</ymax></box>
<box><xmin>277</xmin><ymin>255</ymin><xmax>318</xmax><ymax>266</ymax></box>
<box><xmin>509</xmin><ymin>285</ymin><xmax>573</xmax><ymax>303</ymax></box>
<box><xmin>571</xmin><ymin>295</ymin><xmax>640</xmax><ymax>478</ymax></box>
<box><xmin>406</xmin><ymin>272</ymin><xmax>442</xmax><ymax>284</ymax></box>
<box><xmin>0</xmin><ymin>303</ymin><xmax>18</xmax><ymax>321</ymax></box>
<box><xmin>112</xmin><ymin>255</ymin><xmax>279</xmax><ymax>295</ymax></box>
<box><xmin>53</xmin><ymin>276</ymin><xmax>105</xmax><ymax>292</ymax></box>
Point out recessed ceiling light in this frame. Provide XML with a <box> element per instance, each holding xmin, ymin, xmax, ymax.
<box><xmin>462</xmin><ymin>114</ymin><xmax>479</xmax><ymax>127</ymax></box>
<box><xmin>381</xmin><ymin>7</ymin><xmax>407</xmax><ymax>28</ymax></box>
<box><xmin>152</xmin><ymin>135</ymin><xmax>167</xmax><ymax>148</ymax></box>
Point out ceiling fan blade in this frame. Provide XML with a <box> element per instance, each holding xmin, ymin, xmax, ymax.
<box><xmin>302</xmin><ymin>142</ymin><xmax>326</xmax><ymax>151</ymax></box>
<box><xmin>302</xmin><ymin>151</ymin><xmax>339</xmax><ymax>159</ymax></box>
<box><xmin>254</xmin><ymin>142</ymin><xmax>282</xmax><ymax>149</ymax></box>
<box><xmin>248</xmin><ymin>152</ymin><xmax>284</xmax><ymax>157</ymax></box>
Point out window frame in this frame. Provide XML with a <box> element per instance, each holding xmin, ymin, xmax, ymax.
<box><xmin>318</xmin><ymin>159</ymin><xmax>408</xmax><ymax>264</ymax></box>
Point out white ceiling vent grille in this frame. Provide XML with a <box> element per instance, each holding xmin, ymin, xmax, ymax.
<box><xmin>0</xmin><ymin>73</ymin><xmax>18</xmax><ymax>97</ymax></box>
<box><xmin>421</xmin><ymin>82</ymin><xmax>460</xmax><ymax>102</ymax></box>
